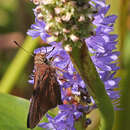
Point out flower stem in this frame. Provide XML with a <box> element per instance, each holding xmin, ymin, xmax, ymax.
<box><xmin>0</xmin><ymin>36</ymin><xmax>39</xmax><ymax>93</ymax></box>
<box><xmin>68</xmin><ymin>41</ymin><xmax>114</xmax><ymax>130</ymax></box>
<box><xmin>118</xmin><ymin>0</ymin><xmax>129</xmax><ymax>69</ymax></box>
<box><xmin>74</xmin><ymin>114</ymin><xmax>86</xmax><ymax>130</ymax></box>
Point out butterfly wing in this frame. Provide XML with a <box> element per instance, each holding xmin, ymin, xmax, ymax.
<box><xmin>49</xmin><ymin>67</ymin><xmax>63</xmax><ymax>106</ymax></box>
<box><xmin>27</xmin><ymin>65</ymin><xmax>62</xmax><ymax>129</ymax></box>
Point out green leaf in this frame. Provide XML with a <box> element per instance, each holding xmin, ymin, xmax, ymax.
<box><xmin>0</xmin><ymin>93</ymin><xmax>57</xmax><ymax>130</ymax></box>
<box><xmin>0</xmin><ymin>93</ymin><xmax>41</xmax><ymax>130</ymax></box>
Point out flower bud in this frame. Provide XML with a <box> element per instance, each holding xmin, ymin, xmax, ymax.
<box><xmin>70</xmin><ymin>34</ymin><xmax>79</xmax><ymax>42</ymax></box>
<box><xmin>64</xmin><ymin>45</ymin><xmax>72</xmax><ymax>52</ymax></box>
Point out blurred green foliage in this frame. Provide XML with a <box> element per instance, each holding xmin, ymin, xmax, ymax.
<box><xmin>0</xmin><ymin>0</ymin><xmax>34</xmax><ymax>34</ymax></box>
<box><xmin>0</xmin><ymin>37</ymin><xmax>39</xmax><ymax>94</ymax></box>
<box><xmin>0</xmin><ymin>0</ymin><xmax>35</xmax><ymax>99</ymax></box>
<box><xmin>0</xmin><ymin>0</ymin><xmax>18</xmax><ymax>33</ymax></box>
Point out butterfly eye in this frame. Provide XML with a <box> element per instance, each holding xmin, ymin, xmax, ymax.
<box><xmin>43</xmin><ymin>58</ymin><xmax>48</xmax><ymax>64</ymax></box>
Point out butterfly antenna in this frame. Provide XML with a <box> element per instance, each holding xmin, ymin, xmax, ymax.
<box><xmin>46</xmin><ymin>47</ymin><xmax>55</xmax><ymax>56</ymax></box>
<box><xmin>13</xmin><ymin>41</ymin><xmax>34</xmax><ymax>57</ymax></box>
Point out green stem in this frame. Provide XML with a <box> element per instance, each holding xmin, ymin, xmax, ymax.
<box><xmin>74</xmin><ymin>114</ymin><xmax>86</xmax><ymax>130</ymax></box>
<box><xmin>0</xmin><ymin>36</ymin><xmax>39</xmax><ymax>93</ymax></box>
<box><xmin>113</xmin><ymin>32</ymin><xmax>130</xmax><ymax>130</ymax></box>
<box><xmin>118</xmin><ymin>0</ymin><xmax>129</xmax><ymax>69</ymax></box>
<box><xmin>69</xmin><ymin>41</ymin><xmax>114</xmax><ymax>130</ymax></box>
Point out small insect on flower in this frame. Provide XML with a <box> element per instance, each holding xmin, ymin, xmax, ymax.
<box><xmin>13</xmin><ymin>41</ymin><xmax>63</xmax><ymax>129</ymax></box>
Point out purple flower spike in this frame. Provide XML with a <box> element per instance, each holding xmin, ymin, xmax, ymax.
<box><xmin>86</xmin><ymin>1</ymin><xmax>120</xmax><ymax>108</ymax></box>
<box><xmin>27</xmin><ymin>0</ymin><xmax>120</xmax><ymax>129</ymax></box>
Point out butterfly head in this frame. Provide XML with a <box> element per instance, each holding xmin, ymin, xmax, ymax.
<box><xmin>34</xmin><ymin>53</ymin><xmax>49</xmax><ymax>65</ymax></box>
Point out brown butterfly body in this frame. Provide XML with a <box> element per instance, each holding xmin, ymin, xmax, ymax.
<box><xmin>27</xmin><ymin>53</ymin><xmax>62</xmax><ymax>129</ymax></box>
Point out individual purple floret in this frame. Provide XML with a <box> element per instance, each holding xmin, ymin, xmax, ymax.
<box><xmin>27</xmin><ymin>18</ymin><xmax>50</xmax><ymax>42</ymax></box>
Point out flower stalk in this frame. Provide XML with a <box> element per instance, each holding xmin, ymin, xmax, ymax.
<box><xmin>74</xmin><ymin>114</ymin><xmax>86</xmax><ymax>130</ymax></box>
<box><xmin>69</xmin><ymin>40</ymin><xmax>114</xmax><ymax>130</ymax></box>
